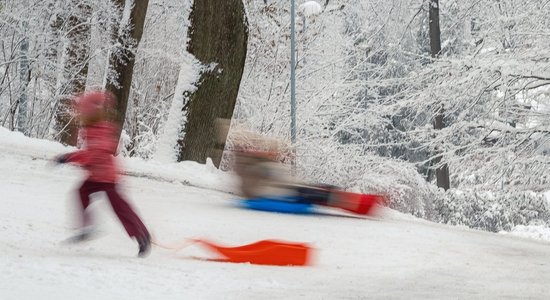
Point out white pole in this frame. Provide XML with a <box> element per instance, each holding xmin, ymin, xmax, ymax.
<box><xmin>290</xmin><ymin>0</ymin><xmax>296</xmax><ymax>144</ymax></box>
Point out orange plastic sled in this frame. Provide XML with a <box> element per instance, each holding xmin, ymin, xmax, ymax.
<box><xmin>194</xmin><ymin>239</ymin><xmax>312</xmax><ymax>266</ymax></box>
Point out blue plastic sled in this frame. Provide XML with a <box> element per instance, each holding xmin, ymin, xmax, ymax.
<box><xmin>238</xmin><ymin>197</ymin><xmax>314</xmax><ymax>214</ymax></box>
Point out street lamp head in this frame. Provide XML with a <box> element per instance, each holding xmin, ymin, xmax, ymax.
<box><xmin>299</xmin><ymin>1</ymin><xmax>323</xmax><ymax>17</ymax></box>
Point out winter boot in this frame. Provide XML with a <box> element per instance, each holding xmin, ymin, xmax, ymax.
<box><xmin>64</xmin><ymin>226</ymin><xmax>96</xmax><ymax>244</ymax></box>
<box><xmin>137</xmin><ymin>233</ymin><xmax>151</xmax><ymax>258</ymax></box>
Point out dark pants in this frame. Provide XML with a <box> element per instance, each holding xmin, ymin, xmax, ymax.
<box><xmin>78</xmin><ymin>180</ymin><xmax>149</xmax><ymax>238</ymax></box>
<box><xmin>296</xmin><ymin>185</ymin><xmax>335</xmax><ymax>205</ymax></box>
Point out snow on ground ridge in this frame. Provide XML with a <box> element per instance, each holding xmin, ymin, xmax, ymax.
<box><xmin>0</xmin><ymin>126</ymin><xmax>237</xmax><ymax>194</ymax></box>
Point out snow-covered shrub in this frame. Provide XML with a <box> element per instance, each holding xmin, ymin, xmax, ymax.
<box><xmin>295</xmin><ymin>139</ymin><xmax>442</xmax><ymax>219</ymax></box>
<box><xmin>356</xmin><ymin>158</ymin><xmax>444</xmax><ymax>220</ymax></box>
<box><xmin>433</xmin><ymin>190</ymin><xmax>550</xmax><ymax>232</ymax></box>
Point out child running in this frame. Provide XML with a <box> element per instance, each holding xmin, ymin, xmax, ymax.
<box><xmin>55</xmin><ymin>90</ymin><xmax>151</xmax><ymax>257</ymax></box>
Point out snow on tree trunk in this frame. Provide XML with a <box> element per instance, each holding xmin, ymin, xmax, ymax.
<box><xmin>178</xmin><ymin>0</ymin><xmax>248</xmax><ymax>168</ymax></box>
<box><xmin>154</xmin><ymin>55</ymin><xmax>200</xmax><ymax>163</ymax></box>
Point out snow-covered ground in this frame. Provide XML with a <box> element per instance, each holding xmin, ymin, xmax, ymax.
<box><xmin>2</xmin><ymin>129</ymin><xmax>550</xmax><ymax>299</ymax></box>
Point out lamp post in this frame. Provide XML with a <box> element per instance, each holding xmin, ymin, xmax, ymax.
<box><xmin>290</xmin><ymin>1</ymin><xmax>322</xmax><ymax>145</ymax></box>
<box><xmin>290</xmin><ymin>0</ymin><xmax>297</xmax><ymax>145</ymax></box>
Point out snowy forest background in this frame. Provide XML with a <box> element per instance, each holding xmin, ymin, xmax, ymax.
<box><xmin>1</xmin><ymin>0</ymin><xmax>549</xmax><ymax>233</ymax></box>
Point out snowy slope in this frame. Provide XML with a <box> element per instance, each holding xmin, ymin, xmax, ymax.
<box><xmin>1</xmin><ymin>131</ymin><xmax>550</xmax><ymax>299</ymax></box>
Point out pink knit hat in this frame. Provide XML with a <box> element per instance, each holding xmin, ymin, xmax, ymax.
<box><xmin>76</xmin><ymin>90</ymin><xmax>115</xmax><ymax>118</ymax></box>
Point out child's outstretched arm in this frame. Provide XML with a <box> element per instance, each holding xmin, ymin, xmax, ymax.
<box><xmin>53</xmin><ymin>149</ymin><xmax>92</xmax><ymax>167</ymax></box>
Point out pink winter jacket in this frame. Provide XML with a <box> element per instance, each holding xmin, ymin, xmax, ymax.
<box><xmin>65</xmin><ymin>121</ymin><xmax>120</xmax><ymax>183</ymax></box>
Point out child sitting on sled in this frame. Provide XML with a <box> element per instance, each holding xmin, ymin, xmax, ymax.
<box><xmin>218</xmin><ymin>119</ymin><xmax>380</xmax><ymax>215</ymax></box>
<box><xmin>215</xmin><ymin>119</ymin><xmax>296</xmax><ymax>199</ymax></box>
<box><xmin>54</xmin><ymin>90</ymin><xmax>151</xmax><ymax>257</ymax></box>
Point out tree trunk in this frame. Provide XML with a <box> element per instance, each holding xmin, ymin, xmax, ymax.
<box><xmin>429</xmin><ymin>0</ymin><xmax>441</xmax><ymax>58</ymax></box>
<box><xmin>16</xmin><ymin>22</ymin><xmax>29</xmax><ymax>135</ymax></box>
<box><xmin>178</xmin><ymin>0</ymin><xmax>248</xmax><ymax>167</ymax></box>
<box><xmin>55</xmin><ymin>2</ymin><xmax>92</xmax><ymax>146</ymax></box>
<box><xmin>105</xmin><ymin>0</ymin><xmax>149</xmax><ymax>140</ymax></box>
<box><xmin>433</xmin><ymin>112</ymin><xmax>450</xmax><ymax>190</ymax></box>
<box><xmin>429</xmin><ymin>0</ymin><xmax>450</xmax><ymax>190</ymax></box>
